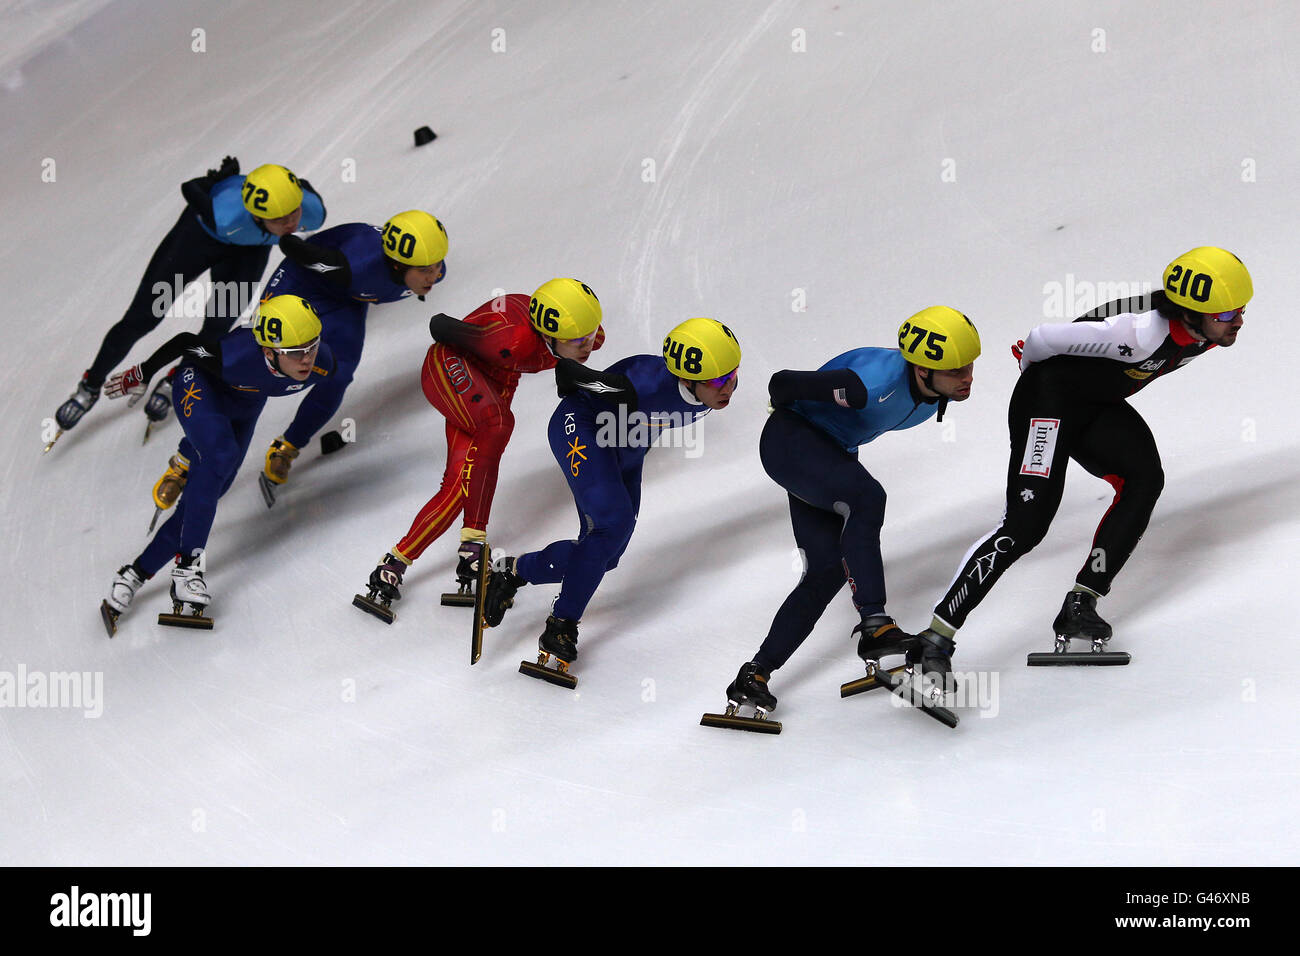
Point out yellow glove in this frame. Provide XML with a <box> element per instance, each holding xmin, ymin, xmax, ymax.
<box><xmin>264</xmin><ymin>437</ymin><xmax>299</xmax><ymax>485</ymax></box>
<box><xmin>151</xmin><ymin>454</ymin><xmax>190</xmax><ymax>510</ymax></box>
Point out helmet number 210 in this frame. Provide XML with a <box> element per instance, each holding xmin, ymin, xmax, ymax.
<box><xmin>898</xmin><ymin>322</ymin><xmax>947</xmax><ymax>362</ymax></box>
<box><xmin>1165</xmin><ymin>265</ymin><xmax>1212</xmax><ymax>303</ymax></box>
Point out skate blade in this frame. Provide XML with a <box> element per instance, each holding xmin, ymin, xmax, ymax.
<box><xmin>100</xmin><ymin>601</ymin><xmax>120</xmax><ymax>638</ymax></box>
<box><xmin>874</xmin><ymin>669</ymin><xmax>959</xmax><ymax>728</ymax></box>
<box><xmin>700</xmin><ymin>711</ymin><xmax>782</xmax><ymax>735</ymax></box>
<box><xmin>142</xmin><ymin>420</ymin><xmax>152</xmax><ymax>445</ymax></box>
<box><xmin>518</xmin><ymin>659</ymin><xmax>577</xmax><ymax>689</ymax></box>
<box><xmin>42</xmin><ymin>429</ymin><xmax>64</xmax><ymax>454</ymax></box>
<box><xmin>352</xmin><ymin>593</ymin><xmax>395</xmax><ymax>624</ymax></box>
<box><xmin>470</xmin><ymin>544</ymin><xmax>491</xmax><ymax>666</ymax></box>
<box><xmin>157</xmin><ymin>611</ymin><xmax>214</xmax><ymax>630</ymax></box>
<box><xmin>1027</xmin><ymin>650</ymin><xmax>1130</xmax><ymax>666</ymax></box>
<box><xmin>840</xmin><ymin>664</ymin><xmax>907</xmax><ymax>698</ymax></box>
<box><xmin>257</xmin><ymin>473</ymin><xmax>278</xmax><ymax>509</ymax></box>
<box><xmin>440</xmin><ymin>591</ymin><xmax>474</xmax><ymax>608</ymax></box>
<box><xmin>148</xmin><ymin>506</ymin><xmax>163</xmax><ymax>534</ymax></box>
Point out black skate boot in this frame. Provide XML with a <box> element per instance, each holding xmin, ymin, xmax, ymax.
<box><xmin>854</xmin><ymin>615</ymin><xmax>919</xmax><ymax>665</ymax></box>
<box><xmin>370</xmin><ymin>553</ymin><xmax>408</xmax><ymax>602</ymax></box>
<box><xmin>353</xmin><ymin>553</ymin><xmax>408</xmax><ymax>624</ymax></box>
<box><xmin>701</xmin><ymin>660</ymin><xmax>783</xmax><ymax>733</ymax></box>
<box><xmin>520</xmin><ymin>615</ymin><xmax>580</xmax><ymax>688</ymax></box>
<box><xmin>1027</xmin><ymin>589</ymin><xmax>1130</xmax><ymax>665</ymax></box>
<box><xmin>539</xmin><ymin>615</ymin><xmax>578</xmax><ymax>663</ymax></box>
<box><xmin>482</xmin><ymin>556</ymin><xmax>526</xmax><ymax>627</ymax></box>
<box><xmin>54</xmin><ymin>373</ymin><xmax>100</xmax><ymax>430</ymax></box>
<box><xmin>441</xmin><ymin>540</ymin><xmax>484</xmax><ymax>607</ymax></box>
<box><xmin>907</xmin><ymin>629</ymin><xmax>956</xmax><ymax>700</ymax></box>
<box><xmin>726</xmin><ymin>661</ymin><xmax>777</xmax><ymax>712</ymax></box>
<box><xmin>840</xmin><ymin>615</ymin><xmax>921</xmax><ymax>697</ymax></box>
<box><xmin>143</xmin><ymin>367</ymin><xmax>176</xmax><ymax>423</ymax></box>
<box><xmin>1052</xmin><ymin>590</ymin><xmax>1112</xmax><ymax>643</ymax></box>
<box><xmin>455</xmin><ymin>540</ymin><xmax>484</xmax><ymax>583</ymax></box>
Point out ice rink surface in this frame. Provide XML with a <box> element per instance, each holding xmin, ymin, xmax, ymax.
<box><xmin>2</xmin><ymin>0</ymin><xmax>1297</xmax><ymax>865</ymax></box>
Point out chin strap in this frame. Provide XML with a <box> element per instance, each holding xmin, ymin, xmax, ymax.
<box><xmin>919</xmin><ymin>367</ymin><xmax>948</xmax><ymax>422</ymax></box>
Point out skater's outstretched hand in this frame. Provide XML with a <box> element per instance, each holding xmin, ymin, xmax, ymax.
<box><xmin>104</xmin><ymin>365</ymin><xmax>147</xmax><ymax>401</ymax></box>
<box><xmin>207</xmin><ymin>155</ymin><xmax>239</xmax><ymax>181</ymax></box>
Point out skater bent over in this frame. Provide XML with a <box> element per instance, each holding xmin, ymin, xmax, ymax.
<box><xmin>98</xmin><ymin>296</ymin><xmax>334</xmax><ymax>632</ymax></box>
<box><xmin>358</xmin><ymin>279</ymin><xmax>606</xmax><ymax>616</ymax></box>
<box><xmin>485</xmin><ymin>318</ymin><xmax>741</xmax><ymax>678</ymax></box>
<box><xmin>914</xmin><ymin>247</ymin><xmax>1252</xmax><ymax>677</ymax></box>
<box><xmin>253</xmin><ymin>211</ymin><xmax>449</xmax><ymax>505</ymax></box>
<box><xmin>721</xmin><ymin>306</ymin><xmax>980</xmax><ymax>715</ymax></box>
<box><xmin>53</xmin><ymin>160</ymin><xmax>325</xmax><ymax>438</ymax></box>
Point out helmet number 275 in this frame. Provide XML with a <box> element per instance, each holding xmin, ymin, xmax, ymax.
<box><xmin>898</xmin><ymin>321</ymin><xmax>947</xmax><ymax>362</ymax></box>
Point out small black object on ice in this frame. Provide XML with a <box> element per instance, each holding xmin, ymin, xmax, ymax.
<box><xmin>321</xmin><ymin>430</ymin><xmax>345</xmax><ymax>454</ymax></box>
<box><xmin>414</xmin><ymin>126</ymin><xmax>436</xmax><ymax>146</ymax></box>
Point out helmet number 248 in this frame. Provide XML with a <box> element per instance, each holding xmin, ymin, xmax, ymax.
<box><xmin>898</xmin><ymin>322</ymin><xmax>947</xmax><ymax>362</ymax></box>
<box><xmin>664</xmin><ymin>338</ymin><xmax>704</xmax><ymax>375</ymax></box>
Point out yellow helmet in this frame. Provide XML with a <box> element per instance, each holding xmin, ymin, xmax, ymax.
<box><xmin>381</xmin><ymin>210</ymin><xmax>448</xmax><ymax>266</ymax></box>
<box><xmin>1162</xmin><ymin>247</ymin><xmax>1252</xmax><ymax>313</ymax></box>
<box><xmin>254</xmin><ymin>295</ymin><xmax>321</xmax><ymax>348</ymax></box>
<box><xmin>897</xmin><ymin>306</ymin><xmax>980</xmax><ymax>370</ymax></box>
<box><xmin>529</xmin><ymin>279</ymin><xmax>603</xmax><ymax>339</ymax></box>
<box><xmin>662</xmin><ymin>318</ymin><xmax>741</xmax><ymax>380</ymax></box>
<box><xmin>241</xmin><ymin>164</ymin><xmax>303</xmax><ymax>219</ymax></box>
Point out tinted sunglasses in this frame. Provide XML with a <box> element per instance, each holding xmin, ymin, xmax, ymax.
<box><xmin>705</xmin><ymin>367</ymin><xmax>738</xmax><ymax>389</ymax></box>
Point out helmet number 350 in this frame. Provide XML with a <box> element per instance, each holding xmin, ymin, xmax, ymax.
<box><xmin>898</xmin><ymin>322</ymin><xmax>947</xmax><ymax>362</ymax></box>
<box><xmin>382</xmin><ymin>224</ymin><xmax>418</xmax><ymax>261</ymax></box>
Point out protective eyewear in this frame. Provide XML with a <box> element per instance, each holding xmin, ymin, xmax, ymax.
<box><xmin>275</xmin><ymin>337</ymin><xmax>321</xmax><ymax>358</ymax></box>
<box><xmin>1203</xmin><ymin>307</ymin><xmax>1244</xmax><ymax>323</ymax></box>
<box><xmin>704</xmin><ymin>367</ymin><xmax>738</xmax><ymax>389</ymax></box>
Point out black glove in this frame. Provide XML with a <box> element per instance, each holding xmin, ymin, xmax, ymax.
<box><xmin>278</xmin><ymin>234</ymin><xmax>351</xmax><ymax>289</ymax></box>
<box><xmin>207</xmin><ymin>155</ymin><xmax>239</xmax><ymax>182</ymax></box>
<box><xmin>556</xmin><ymin>359</ymin><xmax>638</xmax><ymax>412</ymax></box>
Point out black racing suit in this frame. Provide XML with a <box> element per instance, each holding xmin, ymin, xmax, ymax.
<box><xmin>933</xmin><ymin>293</ymin><xmax>1218</xmax><ymax>630</ymax></box>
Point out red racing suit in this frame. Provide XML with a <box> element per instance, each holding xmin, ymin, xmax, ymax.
<box><xmin>395</xmin><ymin>293</ymin><xmax>604</xmax><ymax>561</ymax></box>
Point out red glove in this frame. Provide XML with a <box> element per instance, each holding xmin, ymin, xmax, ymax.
<box><xmin>1011</xmin><ymin>340</ymin><xmax>1024</xmax><ymax>363</ymax></box>
<box><xmin>104</xmin><ymin>365</ymin><xmax>146</xmax><ymax>400</ymax></box>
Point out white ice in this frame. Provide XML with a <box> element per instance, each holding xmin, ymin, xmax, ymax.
<box><xmin>1</xmin><ymin>0</ymin><xmax>1297</xmax><ymax>865</ymax></box>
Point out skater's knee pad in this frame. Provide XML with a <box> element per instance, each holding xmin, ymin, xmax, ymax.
<box><xmin>581</xmin><ymin>506</ymin><xmax>635</xmax><ymax>551</ymax></box>
<box><xmin>832</xmin><ymin>476</ymin><xmax>886</xmax><ymax>526</ymax></box>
